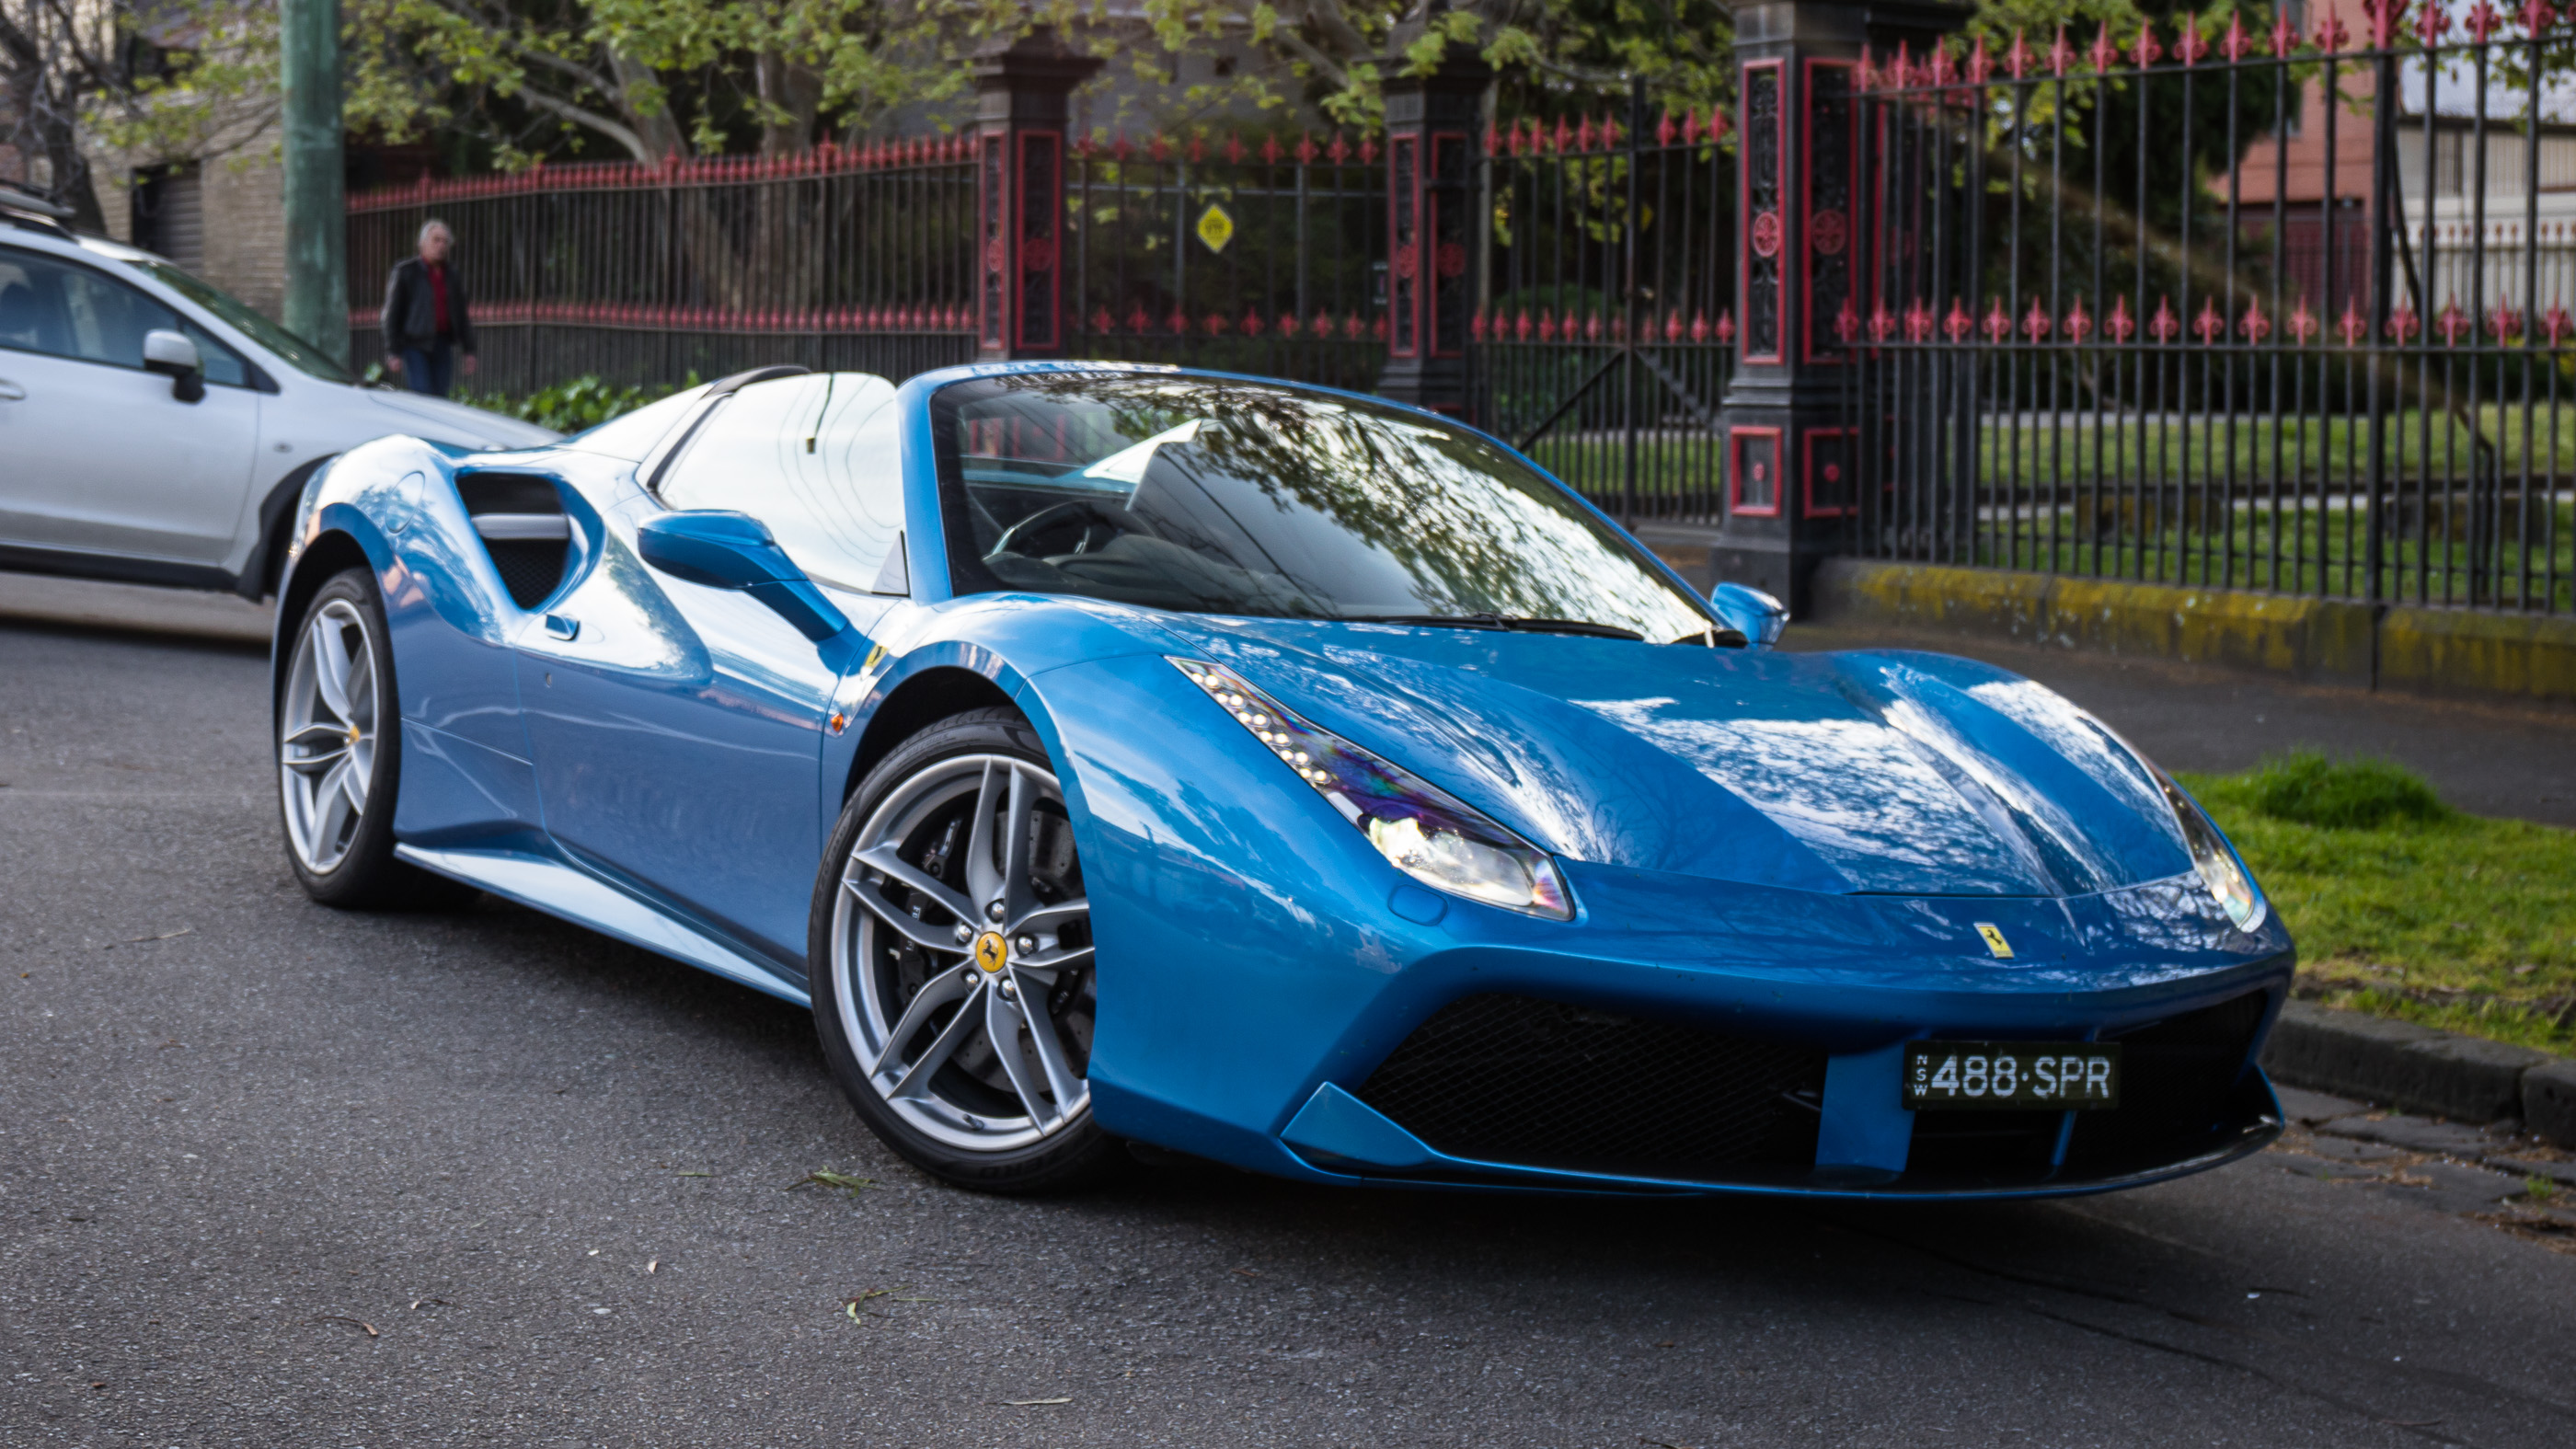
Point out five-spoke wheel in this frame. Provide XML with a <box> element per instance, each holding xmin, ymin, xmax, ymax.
<box><xmin>812</xmin><ymin>708</ymin><xmax>1120</xmax><ymax>1191</ymax></box>
<box><xmin>275</xmin><ymin>567</ymin><xmax>470</xmax><ymax>909</ymax></box>
<box><xmin>280</xmin><ymin>595</ymin><xmax>380</xmax><ymax>875</ymax></box>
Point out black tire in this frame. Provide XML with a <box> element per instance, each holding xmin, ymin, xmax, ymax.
<box><xmin>809</xmin><ymin>707</ymin><xmax>1123</xmax><ymax>1194</ymax></box>
<box><xmin>275</xmin><ymin>567</ymin><xmax>477</xmax><ymax>911</ymax></box>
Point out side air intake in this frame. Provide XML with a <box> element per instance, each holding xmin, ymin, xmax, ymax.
<box><xmin>458</xmin><ymin>473</ymin><xmax>572</xmax><ymax>609</ymax></box>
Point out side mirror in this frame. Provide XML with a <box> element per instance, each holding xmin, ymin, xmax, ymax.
<box><xmin>1708</xmin><ymin>581</ymin><xmax>1788</xmax><ymax>651</ymax></box>
<box><xmin>636</xmin><ymin>510</ymin><xmax>849</xmax><ymax>642</ymax></box>
<box><xmin>142</xmin><ymin>328</ymin><xmax>203</xmax><ymax>403</ymax></box>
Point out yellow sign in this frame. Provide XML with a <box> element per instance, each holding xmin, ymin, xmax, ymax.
<box><xmin>973</xmin><ymin>931</ymin><xmax>1008</xmax><ymax>973</ymax></box>
<box><xmin>1196</xmin><ymin>203</ymin><xmax>1236</xmax><ymax>255</ymax></box>
<box><xmin>1974</xmin><ymin>923</ymin><xmax>2014</xmax><ymax>959</ymax></box>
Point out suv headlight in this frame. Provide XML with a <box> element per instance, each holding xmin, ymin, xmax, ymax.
<box><xmin>1170</xmin><ymin>658</ymin><xmax>1574</xmax><ymax>920</ymax></box>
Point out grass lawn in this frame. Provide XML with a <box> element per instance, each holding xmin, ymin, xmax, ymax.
<box><xmin>2179</xmin><ymin>753</ymin><xmax>2576</xmax><ymax>1054</ymax></box>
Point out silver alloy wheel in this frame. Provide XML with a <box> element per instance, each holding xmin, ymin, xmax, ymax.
<box><xmin>832</xmin><ymin>753</ymin><xmax>1094</xmax><ymax>1153</ymax></box>
<box><xmin>278</xmin><ymin>598</ymin><xmax>381</xmax><ymax>874</ymax></box>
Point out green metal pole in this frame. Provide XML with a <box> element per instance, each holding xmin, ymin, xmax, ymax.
<box><xmin>280</xmin><ymin>0</ymin><xmax>347</xmax><ymax>364</ymax></box>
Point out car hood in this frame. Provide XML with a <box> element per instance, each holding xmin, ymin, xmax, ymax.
<box><xmin>1150</xmin><ymin>617</ymin><xmax>2195</xmax><ymax>898</ymax></box>
<box><xmin>364</xmin><ymin>389</ymin><xmax>561</xmax><ymax>450</ymax></box>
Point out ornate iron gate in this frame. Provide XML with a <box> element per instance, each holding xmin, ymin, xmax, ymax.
<box><xmin>1467</xmin><ymin>84</ymin><xmax>1742</xmax><ymax>528</ymax></box>
<box><xmin>1060</xmin><ymin>130</ymin><xmax>1388</xmax><ymax>395</ymax></box>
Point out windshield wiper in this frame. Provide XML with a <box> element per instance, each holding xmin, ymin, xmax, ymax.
<box><xmin>1365</xmin><ymin>613</ymin><xmax>1645</xmax><ymax>641</ymax></box>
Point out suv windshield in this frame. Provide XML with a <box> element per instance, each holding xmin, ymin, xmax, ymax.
<box><xmin>932</xmin><ymin>373</ymin><xmax>1716</xmax><ymax>643</ymax></box>
<box><xmin>121</xmin><ymin>257</ymin><xmax>356</xmax><ymax>384</ymax></box>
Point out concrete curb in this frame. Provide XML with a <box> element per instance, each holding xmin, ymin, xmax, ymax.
<box><xmin>2260</xmin><ymin>1000</ymin><xmax>2576</xmax><ymax>1144</ymax></box>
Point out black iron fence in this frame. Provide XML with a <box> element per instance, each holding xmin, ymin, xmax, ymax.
<box><xmin>347</xmin><ymin>144</ymin><xmax>982</xmax><ymax>394</ymax></box>
<box><xmin>1848</xmin><ymin>7</ymin><xmax>2570</xmax><ymax>615</ymax></box>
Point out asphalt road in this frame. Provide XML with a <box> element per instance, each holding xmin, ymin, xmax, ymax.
<box><xmin>5</xmin><ymin>580</ymin><xmax>2575</xmax><ymax>1448</ymax></box>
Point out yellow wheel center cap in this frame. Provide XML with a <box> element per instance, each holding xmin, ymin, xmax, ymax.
<box><xmin>972</xmin><ymin>931</ymin><xmax>1008</xmax><ymax>973</ymax></box>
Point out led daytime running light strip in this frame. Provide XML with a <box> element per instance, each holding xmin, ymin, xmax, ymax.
<box><xmin>1169</xmin><ymin>657</ymin><xmax>1574</xmax><ymax>920</ymax></box>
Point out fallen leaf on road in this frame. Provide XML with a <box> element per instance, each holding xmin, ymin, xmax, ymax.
<box><xmin>309</xmin><ymin>1316</ymin><xmax>378</xmax><ymax>1338</ymax></box>
<box><xmin>1232</xmin><ymin>1268</ymin><xmax>1260</xmax><ymax>1278</ymax></box>
<box><xmin>120</xmin><ymin>927</ymin><xmax>192</xmax><ymax>944</ymax></box>
<box><xmin>788</xmin><ymin>1169</ymin><xmax>874</xmax><ymax>1196</ymax></box>
<box><xmin>1005</xmin><ymin>1397</ymin><xmax>1072</xmax><ymax>1406</ymax></box>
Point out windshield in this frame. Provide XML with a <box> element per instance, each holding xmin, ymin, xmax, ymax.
<box><xmin>121</xmin><ymin>257</ymin><xmax>357</xmax><ymax>384</ymax></box>
<box><xmin>931</xmin><ymin>374</ymin><xmax>1717</xmax><ymax>642</ymax></box>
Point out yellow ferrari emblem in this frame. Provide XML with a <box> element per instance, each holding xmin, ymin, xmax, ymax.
<box><xmin>1196</xmin><ymin>203</ymin><xmax>1236</xmax><ymax>255</ymax></box>
<box><xmin>972</xmin><ymin>931</ymin><xmax>1008</xmax><ymax>973</ymax></box>
<box><xmin>1974</xmin><ymin>923</ymin><xmax>2014</xmax><ymax>959</ymax></box>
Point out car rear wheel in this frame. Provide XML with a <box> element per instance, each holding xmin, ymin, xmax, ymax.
<box><xmin>811</xmin><ymin>708</ymin><xmax>1121</xmax><ymax>1193</ymax></box>
<box><xmin>277</xmin><ymin>568</ymin><xmax>473</xmax><ymax>910</ymax></box>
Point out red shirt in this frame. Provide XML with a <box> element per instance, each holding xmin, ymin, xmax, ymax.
<box><xmin>428</xmin><ymin>263</ymin><xmax>452</xmax><ymax>338</ymax></box>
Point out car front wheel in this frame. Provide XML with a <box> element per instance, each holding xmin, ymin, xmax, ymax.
<box><xmin>276</xmin><ymin>566</ymin><xmax>472</xmax><ymax>910</ymax></box>
<box><xmin>811</xmin><ymin>707</ymin><xmax>1120</xmax><ymax>1193</ymax></box>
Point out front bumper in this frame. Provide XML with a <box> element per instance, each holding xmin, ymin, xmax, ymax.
<box><xmin>1081</xmin><ymin>850</ymin><xmax>2294</xmax><ymax>1201</ymax></box>
<box><xmin>1269</xmin><ymin>985</ymin><xmax>2285</xmax><ymax>1200</ymax></box>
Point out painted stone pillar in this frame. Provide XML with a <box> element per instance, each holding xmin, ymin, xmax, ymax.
<box><xmin>974</xmin><ymin>29</ymin><xmax>1103</xmax><ymax>360</ymax></box>
<box><xmin>1712</xmin><ymin>0</ymin><xmax>1964</xmax><ymax>612</ymax></box>
<box><xmin>1377</xmin><ymin>46</ymin><xmax>1492</xmax><ymax>416</ymax></box>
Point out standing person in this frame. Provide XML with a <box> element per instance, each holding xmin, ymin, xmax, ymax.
<box><xmin>380</xmin><ymin>219</ymin><xmax>477</xmax><ymax>397</ymax></box>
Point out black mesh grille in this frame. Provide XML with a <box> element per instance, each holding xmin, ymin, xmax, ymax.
<box><xmin>486</xmin><ymin>538</ymin><xmax>569</xmax><ymax>609</ymax></box>
<box><xmin>1352</xmin><ymin>995</ymin><xmax>1827</xmax><ymax>1180</ymax></box>
<box><xmin>2065</xmin><ymin>990</ymin><xmax>2269</xmax><ymax>1171</ymax></box>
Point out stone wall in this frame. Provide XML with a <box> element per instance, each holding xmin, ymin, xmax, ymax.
<box><xmin>83</xmin><ymin>126</ymin><xmax>288</xmax><ymax>323</ymax></box>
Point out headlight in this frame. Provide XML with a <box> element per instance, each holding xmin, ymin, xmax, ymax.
<box><xmin>1170</xmin><ymin>658</ymin><xmax>1574</xmax><ymax>920</ymax></box>
<box><xmin>2087</xmin><ymin>719</ymin><xmax>2268</xmax><ymax>933</ymax></box>
<box><xmin>2155</xmin><ymin>769</ymin><xmax>2267</xmax><ymax>933</ymax></box>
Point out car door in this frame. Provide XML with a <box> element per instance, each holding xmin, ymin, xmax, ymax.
<box><xmin>0</xmin><ymin>245</ymin><xmax>260</xmax><ymax>570</ymax></box>
<box><xmin>514</xmin><ymin>374</ymin><xmax>905</xmax><ymax>966</ymax></box>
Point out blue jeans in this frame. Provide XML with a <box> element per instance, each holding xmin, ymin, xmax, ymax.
<box><xmin>397</xmin><ymin>341</ymin><xmax>454</xmax><ymax>397</ymax></box>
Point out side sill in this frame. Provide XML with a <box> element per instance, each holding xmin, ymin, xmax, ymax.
<box><xmin>395</xmin><ymin>843</ymin><xmax>811</xmax><ymax>1008</ymax></box>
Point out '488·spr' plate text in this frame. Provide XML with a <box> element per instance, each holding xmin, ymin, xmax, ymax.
<box><xmin>1903</xmin><ymin>1042</ymin><xmax>2123</xmax><ymax>1110</ymax></box>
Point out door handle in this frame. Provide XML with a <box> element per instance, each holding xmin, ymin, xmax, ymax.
<box><xmin>543</xmin><ymin>614</ymin><xmax>580</xmax><ymax>640</ymax></box>
<box><xmin>0</xmin><ymin>380</ymin><xmax>26</xmax><ymax>402</ymax></box>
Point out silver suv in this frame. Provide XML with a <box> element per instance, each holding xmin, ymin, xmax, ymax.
<box><xmin>0</xmin><ymin>188</ymin><xmax>558</xmax><ymax>599</ymax></box>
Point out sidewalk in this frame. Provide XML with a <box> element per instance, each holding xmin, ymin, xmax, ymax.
<box><xmin>1785</xmin><ymin>620</ymin><xmax>2576</xmax><ymax>828</ymax></box>
<box><xmin>0</xmin><ymin>570</ymin><xmax>271</xmax><ymax>648</ymax></box>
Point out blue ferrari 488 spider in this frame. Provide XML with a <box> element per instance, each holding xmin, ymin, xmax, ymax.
<box><xmin>270</xmin><ymin>361</ymin><xmax>2292</xmax><ymax>1198</ymax></box>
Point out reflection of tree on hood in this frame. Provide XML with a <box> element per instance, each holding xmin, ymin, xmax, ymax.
<box><xmin>978</xmin><ymin>374</ymin><xmax>1708</xmax><ymax>640</ymax></box>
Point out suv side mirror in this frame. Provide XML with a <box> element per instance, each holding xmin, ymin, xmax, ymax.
<box><xmin>142</xmin><ymin>328</ymin><xmax>204</xmax><ymax>403</ymax></box>
<box><xmin>635</xmin><ymin>510</ymin><xmax>848</xmax><ymax>642</ymax></box>
<box><xmin>1708</xmin><ymin>581</ymin><xmax>1788</xmax><ymax>650</ymax></box>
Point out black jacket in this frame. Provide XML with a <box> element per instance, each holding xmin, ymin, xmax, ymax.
<box><xmin>380</xmin><ymin>256</ymin><xmax>476</xmax><ymax>355</ymax></box>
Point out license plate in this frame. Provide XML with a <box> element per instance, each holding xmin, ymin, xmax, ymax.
<box><xmin>1903</xmin><ymin>1041</ymin><xmax>2122</xmax><ymax>1110</ymax></box>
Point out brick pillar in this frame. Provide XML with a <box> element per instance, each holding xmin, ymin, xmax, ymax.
<box><xmin>1377</xmin><ymin>46</ymin><xmax>1491</xmax><ymax>416</ymax></box>
<box><xmin>1712</xmin><ymin>0</ymin><xmax>1963</xmax><ymax>612</ymax></box>
<box><xmin>974</xmin><ymin>28</ymin><xmax>1103</xmax><ymax>360</ymax></box>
